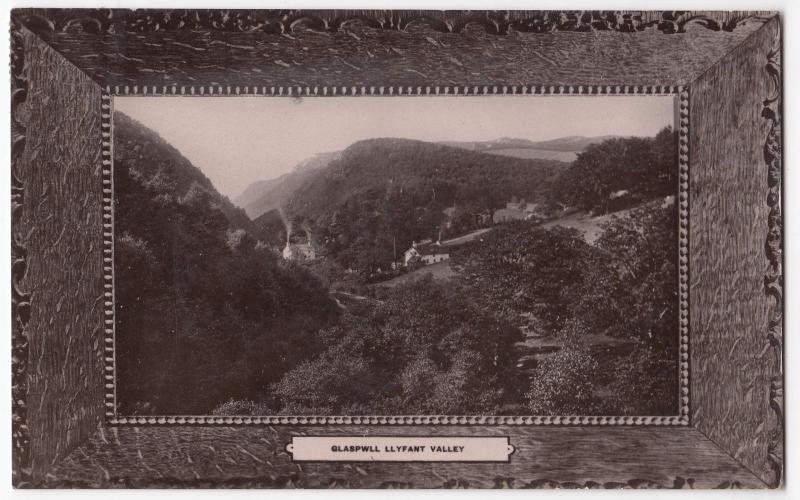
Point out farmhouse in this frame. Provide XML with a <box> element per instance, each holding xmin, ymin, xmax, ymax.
<box><xmin>493</xmin><ymin>201</ymin><xmax>545</xmax><ymax>224</ymax></box>
<box><xmin>403</xmin><ymin>241</ymin><xmax>449</xmax><ymax>267</ymax></box>
<box><xmin>493</xmin><ymin>208</ymin><xmax>528</xmax><ymax>223</ymax></box>
<box><xmin>282</xmin><ymin>241</ymin><xmax>316</xmax><ymax>262</ymax></box>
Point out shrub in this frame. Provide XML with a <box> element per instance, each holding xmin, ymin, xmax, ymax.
<box><xmin>605</xmin><ymin>341</ymin><xmax>679</xmax><ymax>415</ymax></box>
<box><xmin>271</xmin><ymin>351</ymin><xmax>379</xmax><ymax>415</ymax></box>
<box><xmin>272</xmin><ymin>277</ymin><xmax>522</xmax><ymax>415</ymax></box>
<box><xmin>526</xmin><ymin>321</ymin><xmax>605</xmax><ymax>415</ymax></box>
<box><xmin>211</xmin><ymin>398</ymin><xmax>271</xmax><ymax>416</ymax></box>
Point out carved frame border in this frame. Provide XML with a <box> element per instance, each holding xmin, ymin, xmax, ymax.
<box><xmin>9</xmin><ymin>9</ymin><xmax>776</xmax><ymax>35</ymax></box>
<box><xmin>9</xmin><ymin>9</ymin><xmax>782</xmax><ymax>489</ymax></box>
<box><xmin>761</xmin><ymin>21</ymin><xmax>784</xmax><ymax>486</ymax></box>
<box><xmin>11</xmin><ymin>17</ymin><xmax>32</xmax><ymax>487</ymax></box>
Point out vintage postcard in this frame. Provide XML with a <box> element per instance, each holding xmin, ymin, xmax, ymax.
<box><xmin>10</xmin><ymin>8</ymin><xmax>782</xmax><ymax>489</ymax></box>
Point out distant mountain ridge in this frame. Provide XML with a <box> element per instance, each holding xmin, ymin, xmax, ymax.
<box><xmin>234</xmin><ymin>151</ymin><xmax>341</xmax><ymax>218</ymax></box>
<box><xmin>294</xmin><ymin>150</ymin><xmax>342</xmax><ymax>172</ymax></box>
<box><xmin>283</xmin><ymin>137</ymin><xmax>564</xmax><ymax>221</ymax></box>
<box><xmin>438</xmin><ymin>135</ymin><xmax>619</xmax><ymax>162</ymax></box>
<box><xmin>440</xmin><ymin>135</ymin><xmax>618</xmax><ymax>152</ymax></box>
<box><xmin>235</xmin><ymin>136</ymin><xmax>600</xmax><ymax>219</ymax></box>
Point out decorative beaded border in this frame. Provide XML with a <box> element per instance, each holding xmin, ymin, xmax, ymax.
<box><xmin>110</xmin><ymin>415</ymin><xmax>687</xmax><ymax>426</ymax></box>
<box><xmin>101</xmin><ymin>92</ymin><xmax>117</xmax><ymax>421</ymax></box>
<box><xmin>678</xmin><ymin>87</ymin><xmax>690</xmax><ymax>424</ymax></box>
<box><xmin>104</xmin><ymin>84</ymin><xmax>690</xmax><ymax>426</ymax></box>
<box><xmin>107</xmin><ymin>83</ymin><xmax>682</xmax><ymax>97</ymax></box>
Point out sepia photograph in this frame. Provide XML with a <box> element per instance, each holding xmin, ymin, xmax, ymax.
<box><xmin>112</xmin><ymin>94</ymin><xmax>680</xmax><ymax>417</ymax></box>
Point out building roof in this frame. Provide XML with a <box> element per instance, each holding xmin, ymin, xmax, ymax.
<box><xmin>493</xmin><ymin>208</ymin><xmax>528</xmax><ymax>222</ymax></box>
<box><xmin>413</xmin><ymin>244</ymin><xmax>449</xmax><ymax>256</ymax></box>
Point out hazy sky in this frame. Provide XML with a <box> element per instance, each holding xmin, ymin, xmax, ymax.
<box><xmin>115</xmin><ymin>95</ymin><xmax>675</xmax><ymax>200</ymax></box>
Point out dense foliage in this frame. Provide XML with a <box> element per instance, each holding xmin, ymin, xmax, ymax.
<box><xmin>452</xmin><ymin>224</ymin><xmax>598</xmax><ymax>330</ymax></box>
<box><xmin>551</xmin><ymin>127</ymin><xmax>676</xmax><ymax>214</ymax></box>
<box><xmin>312</xmin><ymin>184</ymin><xmax>447</xmax><ymax>273</ymax></box>
<box><xmin>286</xmin><ymin>138</ymin><xmax>563</xmax><ymax>273</ymax></box>
<box><xmin>116</xmin><ymin>115</ymin><xmax>679</xmax><ymax>417</ymax></box>
<box><xmin>452</xmin><ymin>201</ymin><xmax>678</xmax><ymax>415</ymax></box>
<box><xmin>114</xmin><ymin>114</ymin><xmax>339</xmax><ymax>414</ymax></box>
<box><xmin>270</xmin><ymin>277</ymin><xmax>523</xmax><ymax>415</ymax></box>
<box><xmin>251</xmin><ymin>209</ymin><xmax>289</xmax><ymax>248</ymax></box>
<box><xmin>287</xmin><ymin>138</ymin><xmax>562</xmax><ymax>218</ymax></box>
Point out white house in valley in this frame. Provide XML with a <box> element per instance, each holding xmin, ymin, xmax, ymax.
<box><xmin>403</xmin><ymin>240</ymin><xmax>449</xmax><ymax>267</ymax></box>
<box><xmin>282</xmin><ymin>241</ymin><xmax>316</xmax><ymax>261</ymax></box>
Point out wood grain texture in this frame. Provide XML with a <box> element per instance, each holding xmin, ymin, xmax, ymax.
<box><xmin>689</xmin><ymin>16</ymin><xmax>782</xmax><ymax>487</ymax></box>
<box><xmin>760</xmin><ymin>16</ymin><xmax>783</xmax><ymax>488</ymax></box>
<box><xmin>15</xmin><ymin>29</ymin><xmax>106</xmax><ymax>482</ymax></box>
<box><xmin>11</xmin><ymin>17</ymin><xmax>33</xmax><ymax>488</ymax></box>
<box><xmin>43</xmin><ymin>426</ymin><xmax>763</xmax><ymax>488</ymax></box>
<box><xmin>12</xmin><ymin>9</ymin><xmax>775</xmax><ymax>35</ymax></box>
<box><xmin>19</xmin><ymin>19</ymin><xmax>765</xmax><ymax>88</ymax></box>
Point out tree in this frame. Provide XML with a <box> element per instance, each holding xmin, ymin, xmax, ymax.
<box><xmin>114</xmin><ymin>113</ymin><xmax>340</xmax><ymax>415</ymax></box>
<box><xmin>284</xmin><ymin>138</ymin><xmax>564</xmax><ymax>274</ymax></box>
<box><xmin>551</xmin><ymin>127</ymin><xmax>677</xmax><ymax>214</ymax></box>
<box><xmin>526</xmin><ymin>320</ymin><xmax>605</xmax><ymax>415</ymax></box>
<box><xmin>451</xmin><ymin>202</ymin><xmax>679</xmax><ymax>416</ymax></box>
<box><xmin>270</xmin><ymin>276</ymin><xmax>523</xmax><ymax>415</ymax></box>
<box><xmin>593</xmin><ymin>202</ymin><xmax>678</xmax><ymax>349</ymax></box>
<box><xmin>451</xmin><ymin>222</ymin><xmax>595</xmax><ymax>330</ymax></box>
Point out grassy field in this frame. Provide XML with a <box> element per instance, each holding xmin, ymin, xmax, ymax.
<box><xmin>540</xmin><ymin>207</ymin><xmax>635</xmax><ymax>244</ymax></box>
<box><xmin>377</xmin><ymin>261</ymin><xmax>456</xmax><ymax>288</ymax></box>
<box><xmin>439</xmin><ymin>227</ymin><xmax>493</xmax><ymax>247</ymax></box>
<box><xmin>377</xmin><ymin>227</ymin><xmax>493</xmax><ymax>288</ymax></box>
<box><xmin>485</xmin><ymin>147</ymin><xmax>578</xmax><ymax>162</ymax></box>
<box><xmin>378</xmin><ymin>208</ymin><xmax>632</xmax><ymax>289</ymax></box>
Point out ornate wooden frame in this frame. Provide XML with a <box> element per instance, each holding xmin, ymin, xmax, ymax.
<box><xmin>10</xmin><ymin>9</ymin><xmax>782</xmax><ymax>489</ymax></box>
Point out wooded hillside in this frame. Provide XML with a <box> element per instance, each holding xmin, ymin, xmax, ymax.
<box><xmin>286</xmin><ymin>138</ymin><xmax>562</xmax><ymax>219</ymax></box>
<box><xmin>113</xmin><ymin>116</ymin><xmax>680</xmax><ymax>417</ymax></box>
<box><xmin>284</xmin><ymin>138</ymin><xmax>564</xmax><ymax>273</ymax></box>
<box><xmin>113</xmin><ymin>113</ymin><xmax>340</xmax><ymax>414</ymax></box>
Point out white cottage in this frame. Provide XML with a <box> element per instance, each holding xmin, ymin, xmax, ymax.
<box><xmin>283</xmin><ymin>242</ymin><xmax>316</xmax><ymax>261</ymax></box>
<box><xmin>403</xmin><ymin>241</ymin><xmax>449</xmax><ymax>267</ymax></box>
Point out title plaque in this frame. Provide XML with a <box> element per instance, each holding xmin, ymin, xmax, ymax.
<box><xmin>287</xmin><ymin>436</ymin><xmax>515</xmax><ymax>462</ymax></box>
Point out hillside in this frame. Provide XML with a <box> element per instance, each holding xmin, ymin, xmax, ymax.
<box><xmin>441</xmin><ymin>135</ymin><xmax>617</xmax><ymax>152</ymax></box>
<box><xmin>113</xmin><ymin>112</ymin><xmax>339</xmax><ymax>414</ymax></box>
<box><xmin>549</xmin><ymin>127</ymin><xmax>677</xmax><ymax>214</ymax></box>
<box><xmin>286</xmin><ymin>138</ymin><xmax>563</xmax><ymax>220</ymax></box>
<box><xmin>252</xmin><ymin>208</ymin><xmax>289</xmax><ymax>248</ymax></box>
<box><xmin>234</xmin><ymin>151</ymin><xmax>341</xmax><ymax>218</ymax></box>
<box><xmin>277</xmin><ymin>138</ymin><xmax>563</xmax><ymax>273</ymax></box>
<box><xmin>482</xmin><ymin>148</ymin><xmax>577</xmax><ymax>162</ymax></box>
<box><xmin>234</xmin><ymin>136</ymin><xmax>600</xmax><ymax>219</ymax></box>
<box><xmin>440</xmin><ymin>135</ymin><xmax>618</xmax><ymax>161</ymax></box>
<box><xmin>114</xmin><ymin>112</ymin><xmax>256</xmax><ymax>233</ymax></box>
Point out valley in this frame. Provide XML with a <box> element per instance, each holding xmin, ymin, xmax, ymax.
<box><xmin>113</xmin><ymin>110</ymin><xmax>679</xmax><ymax>418</ymax></box>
